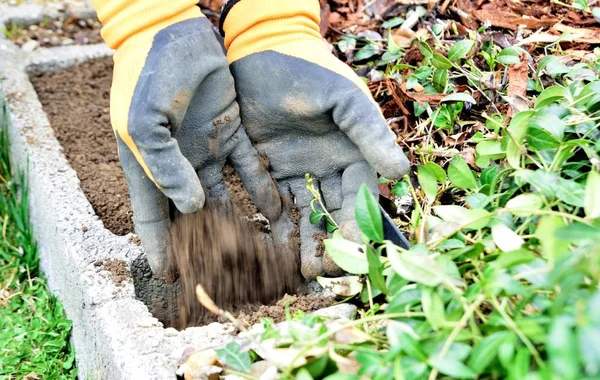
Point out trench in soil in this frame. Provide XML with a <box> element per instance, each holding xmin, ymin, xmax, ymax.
<box><xmin>30</xmin><ymin>58</ymin><xmax>333</xmax><ymax>329</ymax></box>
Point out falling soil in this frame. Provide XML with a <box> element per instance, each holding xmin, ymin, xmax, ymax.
<box><xmin>167</xmin><ymin>205</ymin><xmax>303</xmax><ymax>330</ymax></box>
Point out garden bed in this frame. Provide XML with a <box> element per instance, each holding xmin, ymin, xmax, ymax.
<box><xmin>30</xmin><ymin>58</ymin><xmax>329</xmax><ymax>329</ymax></box>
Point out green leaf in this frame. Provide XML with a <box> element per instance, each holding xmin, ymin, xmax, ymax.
<box><xmin>505</xmin><ymin>193</ymin><xmax>543</xmax><ymax>217</ymax></box>
<box><xmin>491</xmin><ymin>223</ymin><xmax>524</xmax><ymax>252</ymax></box>
<box><xmin>425</xmin><ymin>162</ymin><xmax>447</xmax><ymax>182</ymax></box>
<box><xmin>511</xmin><ymin>347</ymin><xmax>531</xmax><ymax>379</ymax></box>
<box><xmin>392</xmin><ymin>181</ymin><xmax>410</xmax><ymax>197</ymax></box>
<box><xmin>448</xmin><ymin>156</ymin><xmax>478</xmax><ymax>189</ymax></box>
<box><xmin>448</xmin><ymin>40</ymin><xmax>475</xmax><ymax>62</ymax></box>
<box><xmin>578</xmin><ymin>323</ymin><xmax>600</xmax><ymax>377</ymax></box>
<box><xmin>528</xmin><ymin>113</ymin><xmax>566</xmax><ymax>142</ymax></box>
<box><xmin>441</xmin><ymin>93</ymin><xmax>476</xmax><ymax>104</ymax></box>
<box><xmin>585</xmin><ymin>170</ymin><xmax>600</xmax><ymax>219</ymax></box>
<box><xmin>354</xmin><ymin>43</ymin><xmax>380</xmax><ymax>61</ymax></box>
<box><xmin>433</xmin><ymin>205</ymin><xmax>491</xmax><ymax>230</ymax></box>
<box><xmin>556</xmin><ymin>222</ymin><xmax>600</xmax><ymax>242</ymax></box>
<box><xmin>366</xmin><ymin>248</ymin><xmax>388</xmax><ymax>294</ymax></box>
<box><xmin>536</xmin><ymin>216</ymin><xmax>569</xmax><ymax>258</ymax></box>
<box><xmin>468</xmin><ymin>331</ymin><xmax>511</xmax><ymax>374</ymax></box>
<box><xmin>548</xmin><ymin>316</ymin><xmax>580</xmax><ymax>380</ymax></box>
<box><xmin>429</xmin><ymin>357</ymin><xmax>476</xmax><ymax>379</ymax></box>
<box><xmin>433</xmin><ymin>69</ymin><xmax>448</xmax><ymax>90</ymax></box>
<box><xmin>387</xmin><ymin>244</ymin><xmax>457</xmax><ymax>287</ymax></box>
<box><xmin>216</xmin><ymin>342</ymin><xmax>251</xmax><ymax>373</ymax></box>
<box><xmin>535</xmin><ymin>86</ymin><xmax>565</xmax><ymax>108</ymax></box>
<box><xmin>309</xmin><ymin>210</ymin><xmax>324</xmax><ymax>224</ymax></box>
<box><xmin>422</xmin><ymin>288</ymin><xmax>446</xmax><ymax>330</ymax></box>
<box><xmin>497</xmin><ymin>47</ymin><xmax>521</xmax><ymax>65</ymax></box>
<box><xmin>490</xmin><ymin>248</ymin><xmax>536</xmax><ymax>269</ymax></box>
<box><xmin>355</xmin><ymin>184</ymin><xmax>383</xmax><ymax>242</ymax></box>
<box><xmin>506</xmin><ymin>111</ymin><xmax>534</xmax><ymax>169</ymax></box>
<box><xmin>382</xmin><ymin>17</ymin><xmax>405</xmax><ymax>29</ymax></box>
<box><xmin>432</xmin><ymin>53</ymin><xmax>453</xmax><ymax>69</ymax></box>
<box><xmin>296</xmin><ymin>368</ymin><xmax>315</xmax><ymax>380</ymax></box>
<box><xmin>417</xmin><ymin>165</ymin><xmax>438</xmax><ymax>204</ymax></box>
<box><xmin>324</xmin><ymin>238</ymin><xmax>369</xmax><ymax>274</ymax></box>
<box><xmin>418</xmin><ymin>40</ymin><xmax>434</xmax><ymax>59</ymax></box>
<box><xmin>476</xmin><ymin>140</ymin><xmax>505</xmax><ymax>156</ymax></box>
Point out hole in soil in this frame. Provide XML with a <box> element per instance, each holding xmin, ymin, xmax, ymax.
<box><xmin>30</xmin><ymin>58</ymin><xmax>328</xmax><ymax>329</ymax></box>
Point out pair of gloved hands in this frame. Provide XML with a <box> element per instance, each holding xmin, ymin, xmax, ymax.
<box><xmin>92</xmin><ymin>0</ymin><xmax>409</xmax><ymax>281</ymax></box>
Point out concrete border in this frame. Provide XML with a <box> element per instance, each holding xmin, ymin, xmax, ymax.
<box><xmin>0</xmin><ymin>5</ymin><xmax>234</xmax><ymax>379</ymax></box>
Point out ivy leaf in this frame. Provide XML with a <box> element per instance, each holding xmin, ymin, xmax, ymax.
<box><xmin>366</xmin><ymin>248</ymin><xmax>388</xmax><ymax>294</ymax></box>
<box><xmin>536</xmin><ymin>216</ymin><xmax>569</xmax><ymax>259</ymax></box>
<box><xmin>417</xmin><ymin>165</ymin><xmax>438</xmax><ymax>204</ymax></box>
<box><xmin>422</xmin><ymin>288</ymin><xmax>446</xmax><ymax>330</ymax></box>
<box><xmin>432</xmin><ymin>53</ymin><xmax>453</xmax><ymax>69</ymax></box>
<box><xmin>382</xmin><ymin>16</ymin><xmax>405</xmax><ymax>29</ymax></box>
<box><xmin>355</xmin><ymin>184</ymin><xmax>383</xmax><ymax>242</ymax></box>
<box><xmin>506</xmin><ymin>111</ymin><xmax>534</xmax><ymax>169</ymax></box>
<box><xmin>468</xmin><ymin>331</ymin><xmax>511</xmax><ymax>374</ymax></box>
<box><xmin>506</xmin><ymin>193</ymin><xmax>543</xmax><ymax>217</ymax></box>
<box><xmin>324</xmin><ymin>238</ymin><xmax>369</xmax><ymax>274</ymax></box>
<box><xmin>441</xmin><ymin>93</ymin><xmax>476</xmax><ymax>104</ymax></box>
<box><xmin>535</xmin><ymin>86</ymin><xmax>565</xmax><ymax>108</ymax></box>
<box><xmin>497</xmin><ymin>47</ymin><xmax>521</xmax><ymax>65</ymax></box>
<box><xmin>429</xmin><ymin>357</ymin><xmax>476</xmax><ymax>379</ymax></box>
<box><xmin>448</xmin><ymin>155</ymin><xmax>478</xmax><ymax>189</ymax></box>
<box><xmin>433</xmin><ymin>205</ymin><xmax>491</xmax><ymax>230</ymax></box>
<box><xmin>392</xmin><ymin>181</ymin><xmax>409</xmax><ymax>197</ymax></box>
<box><xmin>425</xmin><ymin>162</ymin><xmax>446</xmax><ymax>182</ymax></box>
<box><xmin>448</xmin><ymin>40</ymin><xmax>475</xmax><ymax>62</ymax></box>
<box><xmin>354</xmin><ymin>43</ymin><xmax>380</xmax><ymax>61</ymax></box>
<box><xmin>491</xmin><ymin>223</ymin><xmax>524</xmax><ymax>252</ymax></box>
<box><xmin>387</xmin><ymin>244</ymin><xmax>446</xmax><ymax>287</ymax></box>
<box><xmin>216</xmin><ymin>342</ymin><xmax>251</xmax><ymax>373</ymax></box>
<box><xmin>585</xmin><ymin>170</ymin><xmax>600</xmax><ymax>219</ymax></box>
<box><xmin>309</xmin><ymin>210</ymin><xmax>325</xmax><ymax>225</ymax></box>
<box><xmin>548</xmin><ymin>316</ymin><xmax>580</xmax><ymax>379</ymax></box>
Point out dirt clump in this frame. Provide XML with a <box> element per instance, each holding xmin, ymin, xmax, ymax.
<box><xmin>167</xmin><ymin>204</ymin><xmax>303</xmax><ymax>330</ymax></box>
<box><xmin>100</xmin><ymin>259</ymin><xmax>131</xmax><ymax>285</ymax></box>
<box><xmin>31</xmin><ymin>57</ymin><xmax>134</xmax><ymax>236</ymax></box>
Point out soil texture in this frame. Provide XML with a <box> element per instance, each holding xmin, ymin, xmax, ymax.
<box><xmin>167</xmin><ymin>204</ymin><xmax>303</xmax><ymax>329</ymax></box>
<box><xmin>31</xmin><ymin>57</ymin><xmax>134</xmax><ymax>236</ymax></box>
<box><xmin>7</xmin><ymin>15</ymin><xmax>102</xmax><ymax>49</ymax></box>
<box><xmin>102</xmin><ymin>259</ymin><xmax>131</xmax><ymax>285</ymax></box>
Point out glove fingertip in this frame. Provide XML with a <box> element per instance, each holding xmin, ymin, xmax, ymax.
<box><xmin>172</xmin><ymin>182</ymin><xmax>206</xmax><ymax>214</ymax></box>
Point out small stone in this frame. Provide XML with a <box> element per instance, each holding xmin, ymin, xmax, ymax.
<box><xmin>82</xmin><ymin>225</ymin><xmax>88</xmax><ymax>232</ymax></box>
<box><xmin>164</xmin><ymin>327</ymin><xmax>178</xmax><ymax>337</ymax></box>
<box><xmin>49</xmin><ymin>36</ymin><xmax>60</xmax><ymax>46</ymax></box>
<box><xmin>21</xmin><ymin>40</ymin><xmax>40</xmax><ymax>53</ymax></box>
<box><xmin>61</xmin><ymin>38</ymin><xmax>75</xmax><ymax>46</ymax></box>
<box><xmin>28</xmin><ymin>25</ymin><xmax>39</xmax><ymax>32</ymax></box>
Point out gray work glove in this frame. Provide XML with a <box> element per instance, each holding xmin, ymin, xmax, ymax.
<box><xmin>99</xmin><ymin>10</ymin><xmax>283</xmax><ymax>279</ymax></box>
<box><xmin>220</xmin><ymin>0</ymin><xmax>410</xmax><ymax>279</ymax></box>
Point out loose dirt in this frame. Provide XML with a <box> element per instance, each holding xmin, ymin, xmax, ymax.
<box><xmin>167</xmin><ymin>205</ymin><xmax>303</xmax><ymax>329</ymax></box>
<box><xmin>31</xmin><ymin>57</ymin><xmax>133</xmax><ymax>236</ymax></box>
<box><xmin>102</xmin><ymin>259</ymin><xmax>131</xmax><ymax>285</ymax></box>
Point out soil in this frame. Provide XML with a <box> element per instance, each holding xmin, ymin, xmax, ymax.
<box><xmin>235</xmin><ymin>294</ymin><xmax>335</xmax><ymax>328</ymax></box>
<box><xmin>102</xmin><ymin>259</ymin><xmax>131</xmax><ymax>285</ymax></box>
<box><xmin>7</xmin><ymin>15</ymin><xmax>103</xmax><ymax>48</ymax></box>
<box><xmin>168</xmin><ymin>205</ymin><xmax>303</xmax><ymax>330</ymax></box>
<box><xmin>31</xmin><ymin>57</ymin><xmax>134</xmax><ymax>236</ymax></box>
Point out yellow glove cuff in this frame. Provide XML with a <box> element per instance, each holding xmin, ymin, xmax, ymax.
<box><xmin>222</xmin><ymin>0</ymin><xmax>322</xmax><ymax>63</ymax></box>
<box><xmin>92</xmin><ymin>0</ymin><xmax>203</xmax><ymax>49</ymax></box>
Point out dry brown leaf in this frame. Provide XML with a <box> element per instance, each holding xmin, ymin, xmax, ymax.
<box><xmin>473</xmin><ymin>10</ymin><xmax>558</xmax><ymax>30</ymax></box>
<box><xmin>23</xmin><ymin>373</ymin><xmax>39</xmax><ymax>380</ymax></box>
<box><xmin>551</xmin><ymin>24</ymin><xmax>600</xmax><ymax>44</ymax></box>
<box><xmin>507</xmin><ymin>55</ymin><xmax>529</xmax><ymax>99</ymax></box>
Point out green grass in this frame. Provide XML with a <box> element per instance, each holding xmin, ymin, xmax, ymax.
<box><xmin>0</xmin><ymin>99</ymin><xmax>77</xmax><ymax>379</ymax></box>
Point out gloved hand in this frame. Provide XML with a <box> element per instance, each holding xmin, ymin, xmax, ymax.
<box><xmin>93</xmin><ymin>0</ymin><xmax>283</xmax><ymax>279</ymax></box>
<box><xmin>220</xmin><ymin>0</ymin><xmax>410</xmax><ymax>279</ymax></box>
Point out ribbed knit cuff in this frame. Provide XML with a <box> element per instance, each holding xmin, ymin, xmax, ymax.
<box><xmin>220</xmin><ymin>0</ymin><xmax>320</xmax><ymax>46</ymax></box>
<box><xmin>92</xmin><ymin>0</ymin><xmax>201</xmax><ymax>49</ymax></box>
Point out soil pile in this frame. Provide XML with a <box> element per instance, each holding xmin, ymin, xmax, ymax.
<box><xmin>167</xmin><ymin>204</ymin><xmax>302</xmax><ymax>329</ymax></box>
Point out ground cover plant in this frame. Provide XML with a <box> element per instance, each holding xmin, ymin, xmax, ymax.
<box><xmin>0</xmin><ymin>99</ymin><xmax>77</xmax><ymax>378</ymax></box>
<box><xmin>181</xmin><ymin>0</ymin><xmax>600</xmax><ymax>378</ymax></box>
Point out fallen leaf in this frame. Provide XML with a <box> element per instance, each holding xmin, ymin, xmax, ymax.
<box><xmin>317</xmin><ymin>276</ymin><xmax>363</xmax><ymax>297</ymax></box>
<box><xmin>473</xmin><ymin>10</ymin><xmax>558</xmax><ymax>30</ymax></box>
<box><xmin>551</xmin><ymin>24</ymin><xmax>600</xmax><ymax>44</ymax></box>
<box><xmin>507</xmin><ymin>55</ymin><xmax>529</xmax><ymax>99</ymax></box>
